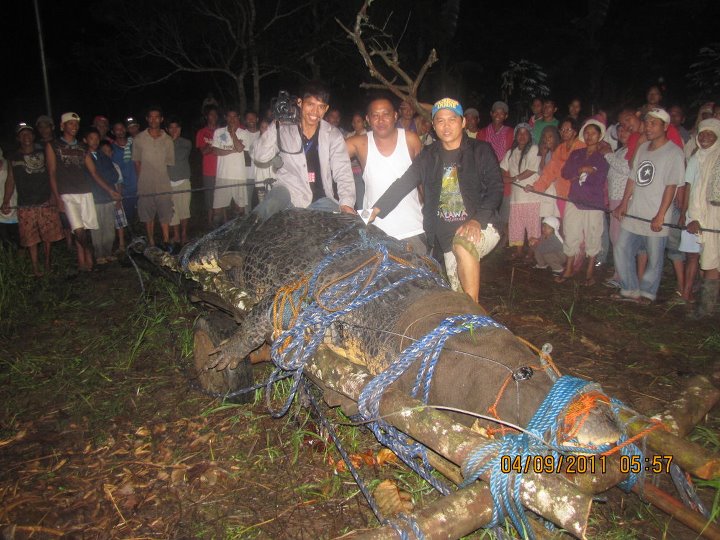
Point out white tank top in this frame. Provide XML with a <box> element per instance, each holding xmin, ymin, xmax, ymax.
<box><xmin>363</xmin><ymin>129</ymin><xmax>424</xmax><ymax>240</ymax></box>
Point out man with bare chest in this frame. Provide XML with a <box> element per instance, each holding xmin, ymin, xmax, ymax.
<box><xmin>346</xmin><ymin>97</ymin><xmax>425</xmax><ymax>253</ymax></box>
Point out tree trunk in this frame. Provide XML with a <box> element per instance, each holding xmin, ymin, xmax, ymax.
<box><xmin>249</xmin><ymin>0</ymin><xmax>260</xmax><ymax>114</ymax></box>
<box><xmin>235</xmin><ymin>75</ymin><xmax>247</xmax><ymax>116</ymax></box>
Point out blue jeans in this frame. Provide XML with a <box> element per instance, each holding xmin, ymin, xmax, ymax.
<box><xmin>614</xmin><ymin>228</ymin><xmax>667</xmax><ymax>300</ymax></box>
<box><xmin>252</xmin><ymin>184</ymin><xmax>341</xmax><ymax>221</ymax></box>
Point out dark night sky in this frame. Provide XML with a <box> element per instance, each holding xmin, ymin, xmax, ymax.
<box><xmin>1</xmin><ymin>0</ymin><xmax>718</xmax><ymax>149</ymax></box>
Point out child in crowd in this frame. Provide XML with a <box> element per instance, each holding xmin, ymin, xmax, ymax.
<box><xmin>100</xmin><ymin>141</ymin><xmax>127</xmax><ymax>251</ymax></box>
<box><xmin>531</xmin><ymin>216</ymin><xmax>566</xmax><ymax>273</ymax></box>
<box><xmin>500</xmin><ymin>123</ymin><xmax>541</xmax><ymax>260</ymax></box>
<box><xmin>602</xmin><ymin>124</ymin><xmax>631</xmax><ymax>288</ymax></box>
<box><xmin>167</xmin><ymin>117</ymin><xmax>192</xmax><ymax>247</ymax></box>
<box><xmin>556</xmin><ymin>119</ymin><xmax>609</xmax><ymax>285</ymax></box>
<box><xmin>537</xmin><ymin>125</ymin><xmax>561</xmax><ymax>219</ymax></box>
<box><xmin>85</xmin><ymin>128</ymin><xmax>120</xmax><ymax>264</ymax></box>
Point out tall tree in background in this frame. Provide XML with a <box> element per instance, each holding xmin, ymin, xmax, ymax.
<box><xmin>88</xmin><ymin>0</ymin><xmax>352</xmax><ymax>113</ymax></box>
<box><xmin>687</xmin><ymin>43</ymin><xmax>720</xmax><ymax>106</ymax></box>
<box><xmin>501</xmin><ymin>60</ymin><xmax>550</xmax><ymax>122</ymax></box>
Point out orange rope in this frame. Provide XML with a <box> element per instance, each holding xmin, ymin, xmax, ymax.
<box><xmin>560</xmin><ymin>391</ymin><xmax>611</xmax><ymax>441</ymax></box>
<box><xmin>272</xmin><ymin>276</ymin><xmax>310</xmax><ymax>352</ymax></box>
<box><xmin>601</xmin><ymin>419</ymin><xmax>668</xmax><ymax>456</ymax></box>
<box><xmin>515</xmin><ymin>336</ymin><xmax>561</xmax><ymax>377</ymax></box>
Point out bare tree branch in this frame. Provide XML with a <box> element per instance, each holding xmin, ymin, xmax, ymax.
<box><xmin>337</xmin><ymin>0</ymin><xmax>437</xmax><ymax>119</ymax></box>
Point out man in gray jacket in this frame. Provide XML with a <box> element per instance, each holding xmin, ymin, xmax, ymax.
<box><xmin>252</xmin><ymin>82</ymin><xmax>355</xmax><ymax>219</ymax></box>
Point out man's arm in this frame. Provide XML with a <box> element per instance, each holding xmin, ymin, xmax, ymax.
<box><xmin>85</xmin><ymin>154</ymin><xmax>121</xmax><ymax>200</ymax></box>
<box><xmin>468</xmin><ymin>143</ymin><xmax>503</xmax><ymax>226</ymax></box>
<box><xmin>131</xmin><ymin>136</ymin><xmax>142</xmax><ymax>179</ymax></box>
<box><xmin>612</xmin><ymin>177</ymin><xmax>635</xmax><ymax>220</ymax></box>
<box><xmin>405</xmin><ymin>131</ymin><xmax>423</xmax><ymax>161</ymax></box>
<box><xmin>327</xmin><ymin>128</ymin><xmax>356</xmax><ymax>213</ymax></box>
<box><xmin>45</xmin><ymin>142</ymin><xmax>63</xmax><ymax>213</ymax></box>
<box><xmin>212</xmin><ymin>128</ymin><xmax>239</xmax><ymax>157</ymax></box>
<box><xmin>651</xmin><ymin>184</ymin><xmax>677</xmax><ymax>232</ymax></box>
<box><xmin>345</xmin><ymin>134</ymin><xmax>367</xmax><ymax>169</ymax></box>
<box><xmin>252</xmin><ymin>121</ymin><xmax>280</xmax><ymax>163</ymax></box>
<box><xmin>196</xmin><ymin>129</ymin><xmax>214</xmax><ymax>155</ymax></box>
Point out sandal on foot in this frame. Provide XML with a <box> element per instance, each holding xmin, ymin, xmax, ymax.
<box><xmin>554</xmin><ymin>274</ymin><xmax>572</xmax><ymax>284</ymax></box>
<box><xmin>610</xmin><ymin>293</ymin><xmax>640</xmax><ymax>302</ymax></box>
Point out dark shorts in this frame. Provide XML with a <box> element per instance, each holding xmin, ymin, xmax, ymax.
<box><xmin>203</xmin><ymin>175</ymin><xmax>216</xmax><ymax>210</ymax></box>
<box><xmin>18</xmin><ymin>205</ymin><xmax>64</xmax><ymax>247</ymax></box>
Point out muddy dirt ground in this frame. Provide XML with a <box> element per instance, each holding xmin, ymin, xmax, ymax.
<box><xmin>1</xmin><ymin>236</ymin><xmax>719</xmax><ymax>540</ymax></box>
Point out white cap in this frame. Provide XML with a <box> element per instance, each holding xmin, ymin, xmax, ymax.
<box><xmin>645</xmin><ymin>108</ymin><xmax>670</xmax><ymax>124</ymax></box>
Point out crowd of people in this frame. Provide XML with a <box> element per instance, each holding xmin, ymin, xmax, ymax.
<box><xmin>1</xmin><ymin>82</ymin><xmax>719</xmax><ymax>319</ymax></box>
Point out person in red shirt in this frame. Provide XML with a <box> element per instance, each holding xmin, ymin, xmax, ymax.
<box><xmin>619</xmin><ymin>107</ymin><xmax>683</xmax><ymax>165</ymax></box>
<box><xmin>195</xmin><ymin>105</ymin><xmax>219</xmax><ymax>227</ymax></box>
<box><xmin>478</xmin><ymin>101</ymin><xmax>514</xmax><ymax>237</ymax></box>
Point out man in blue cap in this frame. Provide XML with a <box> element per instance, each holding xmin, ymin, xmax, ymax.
<box><xmin>369</xmin><ymin>97</ymin><xmax>503</xmax><ymax>302</ymax></box>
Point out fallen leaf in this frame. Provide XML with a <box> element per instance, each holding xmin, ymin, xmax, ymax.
<box><xmin>580</xmin><ymin>336</ymin><xmax>602</xmax><ymax>354</ymax></box>
<box><xmin>376</xmin><ymin>448</ymin><xmax>398</xmax><ymax>466</ymax></box>
<box><xmin>186</xmin><ymin>462</ymin><xmax>211</xmax><ymax>482</ymax></box>
<box><xmin>116</xmin><ymin>482</ymin><xmax>134</xmax><ymax>496</ymax></box>
<box><xmin>135</xmin><ymin>426</ymin><xmax>151</xmax><ymax>437</ymax></box>
<box><xmin>200</xmin><ymin>468</ymin><xmax>218</xmax><ymax>485</ymax></box>
<box><xmin>170</xmin><ymin>468</ymin><xmax>186</xmax><ymax>485</ymax></box>
<box><xmin>189</xmin><ymin>433</ymin><xmax>212</xmax><ymax>449</ymax></box>
<box><xmin>373</xmin><ymin>479</ymin><xmax>413</xmax><ymax>516</ymax></box>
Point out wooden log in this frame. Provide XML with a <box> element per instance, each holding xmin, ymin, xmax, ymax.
<box><xmin>568</xmin><ymin>375</ymin><xmax>720</xmax><ymax>494</ymax></box>
<box><xmin>339</xmin><ymin>480</ymin><xmax>561</xmax><ymax>540</ymax></box>
<box><xmin>651</xmin><ymin>375</ymin><xmax>720</xmax><ymax>437</ymax></box>
<box><xmin>307</xmin><ymin>347</ymin><xmax>593</xmax><ymax>539</ymax></box>
<box><xmin>617</xmin><ymin>409</ymin><xmax>720</xmax><ymax>480</ymax></box>
<box><xmin>339</xmin><ymin>481</ymin><xmax>493</xmax><ymax>540</ymax></box>
<box><xmin>636</xmin><ymin>483</ymin><xmax>720</xmax><ymax>540</ymax></box>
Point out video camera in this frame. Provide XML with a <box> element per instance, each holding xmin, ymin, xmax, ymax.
<box><xmin>271</xmin><ymin>90</ymin><xmax>300</xmax><ymax>124</ymax></box>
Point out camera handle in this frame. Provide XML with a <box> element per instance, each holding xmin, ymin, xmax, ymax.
<box><xmin>276</xmin><ymin>121</ymin><xmax>304</xmax><ymax>155</ymax></box>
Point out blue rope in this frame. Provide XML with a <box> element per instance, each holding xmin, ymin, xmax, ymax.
<box><xmin>459</xmin><ymin>375</ymin><xmax>646</xmax><ymax>540</ymax></box>
<box><xmin>353</xmin><ymin>315</ymin><xmax>507</xmax><ymax>497</ymax></box>
<box><xmin>267</xmin><ymin>236</ymin><xmax>445</xmax><ymax>420</ymax></box>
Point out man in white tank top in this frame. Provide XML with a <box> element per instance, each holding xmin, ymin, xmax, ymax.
<box><xmin>346</xmin><ymin>98</ymin><xmax>425</xmax><ymax>253</ymax></box>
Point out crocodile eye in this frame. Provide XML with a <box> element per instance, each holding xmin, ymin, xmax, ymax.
<box><xmin>512</xmin><ymin>366</ymin><xmax>534</xmax><ymax>381</ymax></box>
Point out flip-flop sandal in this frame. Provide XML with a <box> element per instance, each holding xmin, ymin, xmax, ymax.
<box><xmin>610</xmin><ymin>293</ymin><xmax>640</xmax><ymax>303</ymax></box>
<box><xmin>554</xmin><ymin>275</ymin><xmax>572</xmax><ymax>284</ymax></box>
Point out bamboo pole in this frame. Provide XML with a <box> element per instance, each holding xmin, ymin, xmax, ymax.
<box><xmin>307</xmin><ymin>347</ymin><xmax>593</xmax><ymax>538</ymax></box>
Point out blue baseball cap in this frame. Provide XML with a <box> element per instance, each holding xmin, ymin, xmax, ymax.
<box><xmin>432</xmin><ymin>98</ymin><xmax>463</xmax><ymax>119</ymax></box>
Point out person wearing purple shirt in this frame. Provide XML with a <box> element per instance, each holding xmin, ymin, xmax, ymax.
<box><xmin>556</xmin><ymin>119</ymin><xmax>609</xmax><ymax>286</ymax></box>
